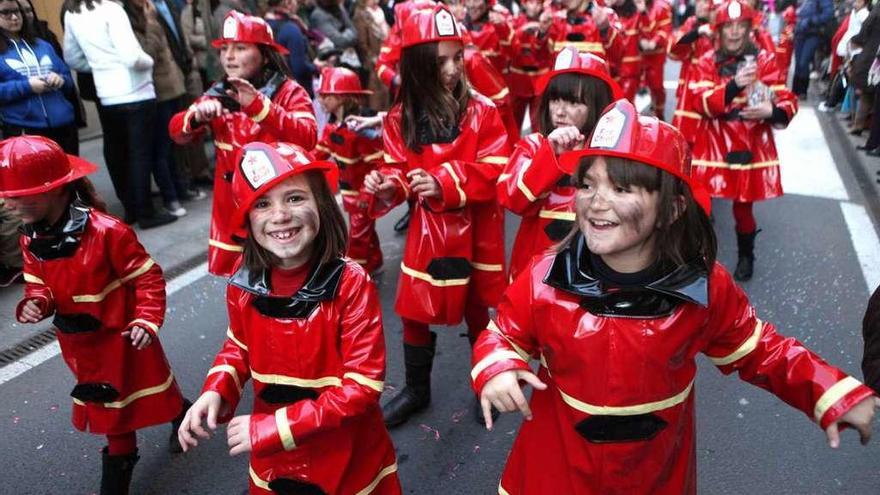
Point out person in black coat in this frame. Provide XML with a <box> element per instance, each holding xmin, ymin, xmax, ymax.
<box><xmin>863</xmin><ymin>285</ymin><xmax>880</xmax><ymax>394</ymax></box>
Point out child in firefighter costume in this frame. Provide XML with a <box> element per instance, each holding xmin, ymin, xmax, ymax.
<box><xmin>684</xmin><ymin>0</ymin><xmax>795</xmax><ymax>282</ymax></box>
<box><xmin>364</xmin><ymin>5</ymin><xmax>510</xmax><ymax>426</ymax></box>
<box><xmin>2</xmin><ymin>136</ymin><xmax>187</xmax><ymax>495</ymax></box>
<box><xmin>169</xmin><ymin>10</ymin><xmax>317</xmax><ymax>277</ymax></box>
<box><xmin>498</xmin><ymin>47</ymin><xmax>622</xmax><ymax>281</ymax></box>
<box><xmin>472</xmin><ymin>99</ymin><xmax>879</xmax><ymax>494</ymax></box>
<box><xmin>314</xmin><ymin>66</ymin><xmax>385</xmax><ymax>273</ymax></box>
<box><xmin>178</xmin><ymin>141</ymin><xmax>401</xmax><ymax>494</ymax></box>
<box><xmin>668</xmin><ymin>0</ymin><xmax>715</xmax><ymax>145</ymax></box>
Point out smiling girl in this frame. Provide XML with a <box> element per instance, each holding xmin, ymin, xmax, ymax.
<box><xmin>169</xmin><ymin>11</ymin><xmax>317</xmax><ymax>277</ymax></box>
<box><xmin>471</xmin><ymin>100</ymin><xmax>877</xmax><ymax>494</ymax></box>
<box><xmin>178</xmin><ymin>141</ymin><xmax>401</xmax><ymax>494</ymax></box>
<box><xmin>364</xmin><ymin>5</ymin><xmax>510</xmax><ymax>426</ymax></box>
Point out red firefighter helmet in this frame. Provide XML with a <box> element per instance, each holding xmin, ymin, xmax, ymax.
<box><xmin>231</xmin><ymin>142</ymin><xmax>339</xmax><ymax>229</ymax></box>
<box><xmin>0</xmin><ymin>136</ymin><xmax>97</xmax><ymax>198</ymax></box>
<box><xmin>401</xmin><ymin>5</ymin><xmax>463</xmax><ymax>48</ymax></box>
<box><xmin>536</xmin><ymin>47</ymin><xmax>624</xmax><ymax>100</ymax></box>
<box><xmin>559</xmin><ymin>99</ymin><xmax>711</xmax><ymax>214</ymax></box>
<box><xmin>211</xmin><ymin>10</ymin><xmax>289</xmax><ymax>55</ymax></box>
<box><xmin>714</xmin><ymin>0</ymin><xmax>754</xmax><ymax>27</ymax></box>
<box><xmin>318</xmin><ymin>67</ymin><xmax>372</xmax><ymax>95</ymax></box>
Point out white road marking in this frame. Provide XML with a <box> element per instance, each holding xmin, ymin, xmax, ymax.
<box><xmin>777</xmin><ymin>108</ymin><xmax>850</xmax><ymax>201</ymax></box>
<box><xmin>664</xmin><ymin>80</ymin><xmax>678</xmax><ymax>90</ymax></box>
<box><xmin>0</xmin><ymin>262</ymin><xmax>210</xmax><ymax>386</ymax></box>
<box><xmin>840</xmin><ymin>202</ymin><xmax>880</xmax><ymax>293</ymax></box>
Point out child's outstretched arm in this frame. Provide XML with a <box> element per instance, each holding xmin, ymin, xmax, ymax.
<box><xmin>704</xmin><ymin>266</ymin><xmax>877</xmax><ymax>448</ymax></box>
<box><xmin>472</xmin><ymin>263</ymin><xmax>546</xmax><ymax>430</ymax></box>
<box><xmin>15</xmin><ymin>239</ymin><xmax>53</xmax><ymax>323</ymax></box>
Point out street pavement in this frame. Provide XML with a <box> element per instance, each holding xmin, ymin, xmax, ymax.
<box><xmin>2</xmin><ymin>64</ymin><xmax>880</xmax><ymax>494</ymax></box>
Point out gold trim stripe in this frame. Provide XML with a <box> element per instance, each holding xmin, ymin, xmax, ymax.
<box><xmin>226</xmin><ymin>327</ymin><xmax>248</xmax><ymax>351</ymax></box>
<box><xmin>275</xmin><ymin>408</ymin><xmax>297</xmax><ymax>451</ymax></box>
<box><xmin>340</xmin><ymin>189</ymin><xmax>360</xmax><ymax>197</ymax></box>
<box><xmin>214</xmin><ymin>141</ymin><xmax>234</xmax><ymax>151</ymax></box>
<box><xmin>400</xmin><ymin>262</ymin><xmax>470</xmax><ymax>287</ymax></box>
<box><xmin>72</xmin><ymin>259</ymin><xmax>155</xmax><ymax>303</ymax></box>
<box><xmin>209</xmin><ymin>238</ymin><xmax>244</xmax><ymax>252</ymax></box>
<box><xmin>558</xmin><ymin>379</ymin><xmax>695</xmax><ymax>416</ymax></box>
<box><xmin>499</xmin><ymin>483</ymin><xmax>511</xmax><ymax>495</ymax></box>
<box><xmin>249</xmin><ymin>466</ymin><xmax>271</xmax><ymax>490</ymax></box>
<box><xmin>488</xmin><ymin>320</ymin><xmax>530</xmax><ymax>362</ymax></box>
<box><xmin>471</xmin><ymin>350</ymin><xmax>527</xmax><ymax>380</ymax></box>
<box><xmin>472</xmin><ymin>261</ymin><xmax>503</xmax><ymax>272</ymax></box>
<box><xmin>553</xmin><ymin>40</ymin><xmax>604</xmax><ymax>53</ymax></box>
<box><xmin>814</xmin><ymin>376</ymin><xmax>863</xmax><ymax>423</ymax></box>
<box><xmin>208</xmin><ymin>364</ymin><xmax>242</xmax><ymax>392</ymax></box>
<box><xmin>252</xmin><ymin>97</ymin><xmax>271</xmax><ymax>123</ymax></box>
<box><xmin>538</xmin><ymin>210</ymin><xmax>575</xmax><ymax>221</ymax></box>
<box><xmin>129</xmin><ymin>318</ymin><xmax>160</xmax><ymax>335</ymax></box>
<box><xmin>708</xmin><ymin>320</ymin><xmax>763</xmax><ymax>366</ymax></box>
<box><xmin>516</xmin><ymin>158</ymin><xmax>537</xmax><ymax>202</ymax></box>
<box><xmin>383</xmin><ymin>153</ymin><xmax>404</xmax><ymax>164</ymax></box>
<box><xmin>479</xmin><ymin>156</ymin><xmax>509</xmax><ymax>165</ymax></box>
<box><xmin>498</xmin><ymin>172</ymin><xmax>512</xmax><ymax>181</ymax></box>
<box><xmin>441</xmin><ymin>162</ymin><xmax>467</xmax><ymax>208</ymax></box>
<box><xmin>23</xmin><ymin>273</ymin><xmax>44</xmax><ymax>284</ymax></box>
<box><xmin>363</xmin><ymin>150</ymin><xmax>384</xmax><ymax>162</ymax></box>
<box><xmin>183</xmin><ymin>107</ymin><xmax>196</xmax><ymax>134</ymax></box>
<box><xmin>293</xmin><ymin>111</ymin><xmax>318</xmax><ymax>122</ymax></box>
<box><xmin>355</xmin><ymin>462</ymin><xmax>399</xmax><ymax>495</ymax></box>
<box><xmin>380</xmin><ymin>46</ymin><xmax>391</xmax><ymax>54</ymax></box>
<box><xmin>344</xmin><ymin>372</ymin><xmax>384</xmax><ymax>392</ymax></box>
<box><xmin>104</xmin><ymin>373</ymin><xmax>175</xmax><ymax>409</ymax></box>
<box><xmin>251</xmin><ymin>370</ymin><xmax>342</xmax><ymax>388</ymax></box>
<box><xmin>673</xmin><ymin>110</ymin><xmax>702</xmax><ymax>120</ymax></box>
<box><xmin>692</xmin><ymin>159</ymin><xmax>779</xmax><ymax>170</ymax></box>
<box><xmin>488</xmin><ymin>87</ymin><xmax>510</xmax><ymax>101</ymax></box>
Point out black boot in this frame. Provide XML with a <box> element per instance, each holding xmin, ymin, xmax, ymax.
<box><xmin>382</xmin><ymin>333</ymin><xmax>436</xmax><ymax>427</ymax></box>
<box><xmin>169</xmin><ymin>397</ymin><xmax>193</xmax><ymax>453</ymax></box>
<box><xmin>734</xmin><ymin>230</ymin><xmax>758</xmax><ymax>282</ymax></box>
<box><xmin>792</xmin><ymin>76</ymin><xmax>809</xmax><ymax>98</ymax></box>
<box><xmin>100</xmin><ymin>447</ymin><xmax>139</xmax><ymax>495</ymax></box>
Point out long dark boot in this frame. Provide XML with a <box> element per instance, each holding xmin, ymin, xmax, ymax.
<box><xmin>792</xmin><ymin>76</ymin><xmax>809</xmax><ymax>98</ymax></box>
<box><xmin>169</xmin><ymin>397</ymin><xmax>193</xmax><ymax>453</ymax></box>
<box><xmin>382</xmin><ymin>332</ymin><xmax>436</xmax><ymax>427</ymax></box>
<box><xmin>100</xmin><ymin>447</ymin><xmax>139</xmax><ymax>495</ymax></box>
<box><xmin>734</xmin><ymin>230</ymin><xmax>758</xmax><ymax>282</ymax></box>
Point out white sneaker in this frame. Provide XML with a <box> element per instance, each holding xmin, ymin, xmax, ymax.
<box><xmin>165</xmin><ymin>201</ymin><xmax>187</xmax><ymax>217</ymax></box>
<box><xmin>817</xmin><ymin>102</ymin><xmax>835</xmax><ymax>112</ymax></box>
<box><xmin>809</xmin><ymin>71</ymin><xmax>821</xmax><ymax>80</ymax></box>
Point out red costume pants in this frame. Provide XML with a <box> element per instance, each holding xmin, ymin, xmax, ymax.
<box><xmin>643</xmin><ymin>54</ymin><xmax>666</xmax><ymax>119</ymax></box>
<box><xmin>346</xmin><ymin>209</ymin><xmax>383</xmax><ymax>273</ymax></box>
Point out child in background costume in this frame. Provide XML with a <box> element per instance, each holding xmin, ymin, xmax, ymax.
<box><xmin>472</xmin><ymin>100</ymin><xmax>878</xmax><ymax>494</ymax></box>
<box><xmin>315</xmin><ymin>66</ymin><xmax>385</xmax><ymax>273</ymax></box>
<box><xmin>2</xmin><ymin>136</ymin><xmax>188</xmax><ymax>495</ymax></box>
<box><xmin>498</xmin><ymin>47</ymin><xmax>621</xmax><ymax>281</ymax></box>
<box><xmin>169</xmin><ymin>10</ymin><xmax>317</xmax><ymax>277</ymax></box>
<box><xmin>178</xmin><ymin>141</ymin><xmax>401</xmax><ymax>495</ymax></box>
<box><xmin>364</xmin><ymin>5</ymin><xmax>510</xmax><ymax>426</ymax></box>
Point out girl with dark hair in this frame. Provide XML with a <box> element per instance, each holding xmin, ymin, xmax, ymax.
<box><xmin>0</xmin><ymin>0</ymin><xmax>78</xmax><ymax>154</ymax></box>
<box><xmin>1</xmin><ymin>136</ymin><xmax>189</xmax><ymax>495</ymax></box>
<box><xmin>364</xmin><ymin>5</ymin><xmax>509</xmax><ymax>426</ymax></box>
<box><xmin>472</xmin><ymin>99</ymin><xmax>878</xmax><ymax>494</ymax></box>
<box><xmin>178</xmin><ymin>141</ymin><xmax>402</xmax><ymax>495</ymax></box>
<box><xmin>169</xmin><ymin>10</ymin><xmax>317</xmax><ymax>277</ymax></box>
<box><xmin>498</xmin><ymin>47</ymin><xmax>621</xmax><ymax>282</ymax></box>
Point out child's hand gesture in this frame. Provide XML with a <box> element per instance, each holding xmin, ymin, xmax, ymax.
<box><xmin>480</xmin><ymin>369</ymin><xmax>548</xmax><ymax>430</ymax></box>
<box><xmin>407</xmin><ymin>169</ymin><xmax>441</xmax><ymax>199</ymax></box>
<box><xmin>825</xmin><ymin>396</ymin><xmax>880</xmax><ymax>448</ymax></box>
<box><xmin>548</xmin><ymin>126</ymin><xmax>586</xmax><ymax>155</ymax></box>
<box><xmin>364</xmin><ymin>171</ymin><xmax>397</xmax><ymax>201</ymax></box>
<box><xmin>227</xmin><ymin>414</ymin><xmax>253</xmax><ymax>455</ymax></box>
<box><xmin>121</xmin><ymin>325</ymin><xmax>153</xmax><ymax>350</ymax></box>
<box><xmin>226</xmin><ymin>77</ymin><xmax>260</xmax><ymax>108</ymax></box>
<box><xmin>178</xmin><ymin>391</ymin><xmax>224</xmax><ymax>452</ymax></box>
<box><xmin>192</xmin><ymin>98</ymin><xmax>227</xmax><ymax>124</ymax></box>
<box><xmin>17</xmin><ymin>299</ymin><xmax>45</xmax><ymax>323</ymax></box>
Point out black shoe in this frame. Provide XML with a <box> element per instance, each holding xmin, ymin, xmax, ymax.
<box><xmin>393</xmin><ymin>210</ymin><xmax>410</xmax><ymax>233</ymax></box>
<box><xmin>867</xmin><ymin>148</ymin><xmax>880</xmax><ymax>157</ymax></box>
<box><xmin>138</xmin><ymin>211</ymin><xmax>178</xmax><ymax>230</ymax></box>
<box><xmin>857</xmin><ymin>144</ymin><xmax>875</xmax><ymax>151</ymax></box>
<box><xmin>192</xmin><ymin>176</ymin><xmax>214</xmax><ymax>188</ymax></box>
<box><xmin>179</xmin><ymin>188</ymin><xmax>207</xmax><ymax>202</ymax></box>
<box><xmin>733</xmin><ymin>230</ymin><xmax>758</xmax><ymax>282</ymax></box>
<box><xmin>169</xmin><ymin>398</ymin><xmax>193</xmax><ymax>454</ymax></box>
<box><xmin>0</xmin><ymin>265</ymin><xmax>23</xmax><ymax>287</ymax></box>
<box><xmin>100</xmin><ymin>447</ymin><xmax>139</xmax><ymax>495</ymax></box>
<box><xmin>849</xmin><ymin>127</ymin><xmax>865</xmax><ymax>136</ymax></box>
<box><xmin>382</xmin><ymin>333</ymin><xmax>436</xmax><ymax>427</ymax></box>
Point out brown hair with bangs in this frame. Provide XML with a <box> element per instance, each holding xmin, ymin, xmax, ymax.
<box><xmin>242</xmin><ymin>170</ymin><xmax>348</xmax><ymax>271</ymax></box>
<box><xmin>567</xmin><ymin>156</ymin><xmax>718</xmax><ymax>271</ymax></box>
<box><xmin>538</xmin><ymin>72</ymin><xmax>615</xmax><ymax>136</ymax></box>
<box><xmin>397</xmin><ymin>41</ymin><xmax>470</xmax><ymax>153</ymax></box>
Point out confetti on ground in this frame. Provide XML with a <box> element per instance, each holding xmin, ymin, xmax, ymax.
<box><xmin>49</xmin><ymin>404</ymin><xmax>59</xmax><ymax>411</ymax></box>
<box><xmin>451</xmin><ymin>410</ymin><xmax>466</xmax><ymax>423</ymax></box>
<box><xmin>36</xmin><ymin>444</ymin><xmax>43</xmax><ymax>450</ymax></box>
<box><xmin>738</xmin><ymin>398</ymin><xmax>749</xmax><ymax>406</ymax></box>
<box><xmin>473</xmin><ymin>445</ymin><xmax>480</xmax><ymax>453</ymax></box>
<box><xmin>419</xmin><ymin>424</ymin><xmax>440</xmax><ymax>441</ymax></box>
<box><xmin>12</xmin><ymin>416</ymin><xmax>19</xmax><ymax>424</ymax></box>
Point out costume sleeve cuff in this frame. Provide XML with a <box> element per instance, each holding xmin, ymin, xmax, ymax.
<box><xmin>244</xmin><ymin>94</ymin><xmax>272</xmax><ymax>123</ymax></box>
<box><xmin>124</xmin><ymin>319</ymin><xmax>161</xmax><ymax>338</ymax></box>
<box><xmin>250</xmin><ymin>412</ymin><xmax>289</xmax><ymax>457</ymax></box>
<box><xmin>816</xmin><ymin>378</ymin><xmax>875</xmax><ymax>429</ymax></box>
<box><xmin>202</xmin><ymin>371</ymin><xmax>243</xmax><ymax>423</ymax></box>
<box><xmin>15</xmin><ymin>295</ymin><xmax>52</xmax><ymax>322</ymax></box>
<box><xmin>472</xmin><ymin>353</ymin><xmax>531</xmax><ymax>394</ymax></box>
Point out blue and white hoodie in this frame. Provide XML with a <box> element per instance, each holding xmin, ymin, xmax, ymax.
<box><xmin>0</xmin><ymin>37</ymin><xmax>75</xmax><ymax>129</ymax></box>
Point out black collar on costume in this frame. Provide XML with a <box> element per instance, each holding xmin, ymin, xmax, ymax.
<box><xmin>21</xmin><ymin>199</ymin><xmax>90</xmax><ymax>261</ymax></box>
<box><xmin>229</xmin><ymin>258</ymin><xmax>347</xmax><ymax>318</ymax></box>
<box><xmin>204</xmin><ymin>71</ymin><xmax>287</xmax><ymax>112</ymax></box>
<box><xmin>543</xmin><ymin>233</ymin><xmax>709</xmax><ymax>317</ymax></box>
<box><xmin>715</xmin><ymin>43</ymin><xmax>759</xmax><ymax>76</ymax></box>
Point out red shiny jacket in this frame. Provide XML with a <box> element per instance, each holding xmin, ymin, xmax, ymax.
<box><xmin>472</xmin><ymin>242</ymin><xmax>875</xmax><ymax>494</ymax></box>
<box><xmin>547</xmin><ymin>6</ymin><xmax>622</xmax><ymax>60</ymax></box>
<box><xmin>315</xmin><ymin>120</ymin><xmax>384</xmax><ymax>213</ymax></box>
<box><xmin>777</xmin><ymin>6</ymin><xmax>797</xmax><ymax>75</ymax></box>
<box><xmin>375</xmin><ymin>0</ymin><xmax>438</xmax><ymax>88</ymax></box>
<box><xmin>668</xmin><ymin>16</ymin><xmax>714</xmax><ymax>143</ymax></box>
<box><xmin>202</xmin><ymin>259</ymin><xmax>401</xmax><ymax>494</ymax></box>
<box><xmin>642</xmin><ymin>0</ymin><xmax>672</xmax><ymax>57</ymax></box>
<box><xmin>685</xmin><ymin>48</ymin><xmax>797</xmax><ymax>202</ymax></box>
<box><xmin>465</xmin><ymin>46</ymin><xmax>521</xmax><ymax>147</ymax></box>
<box><xmin>612</xmin><ymin>8</ymin><xmax>644</xmax><ymax>94</ymax></box>
<box><xmin>508</xmin><ymin>16</ymin><xmax>555</xmax><ymax>98</ymax></box>
<box><xmin>370</xmin><ymin>93</ymin><xmax>510</xmax><ymax>324</ymax></box>
<box><xmin>465</xmin><ymin>7</ymin><xmax>514</xmax><ymax>75</ymax></box>
<box><xmin>169</xmin><ymin>78</ymin><xmax>318</xmax><ymax>277</ymax></box>
<box><xmin>17</xmin><ymin>206</ymin><xmax>183</xmax><ymax>435</ymax></box>
<box><xmin>497</xmin><ymin>133</ymin><xmax>574</xmax><ymax>282</ymax></box>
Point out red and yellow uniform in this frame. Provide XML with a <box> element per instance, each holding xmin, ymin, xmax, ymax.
<box><xmin>508</xmin><ymin>15</ymin><xmax>555</xmax><ymax>131</ymax></box>
<box><xmin>547</xmin><ymin>4</ymin><xmax>622</xmax><ymax>60</ymax></box>
<box><xmin>641</xmin><ymin>0</ymin><xmax>673</xmax><ymax>116</ymax></box>
<box><xmin>776</xmin><ymin>6</ymin><xmax>797</xmax><ymax>75</ymax></box>
<box><xmin>465</xmin><ymin>4</ymin><xmax>514</xmax><ymax>76</ymax></box>
<box><xmin>611</xmin><ymin>4</ymin><xmax>645</xmax><ymax>100</ymax></box>
<box><xmin>667</xmin><ymin>16</ymin><xmax>714</xmax><ymax>144</ymax></box>
<box><xmin>465</xmin><ymin>44</ymin><xmax>521</xmax><ymax>147</ymax></box>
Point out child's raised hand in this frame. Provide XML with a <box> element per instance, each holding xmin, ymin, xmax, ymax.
<box><xmin>407</xmin><ymin>169</ymin><xmax>441</xmax><ymax>199</ymax></box>
<box><xmin>178</xmin><ymin>391</ymin><xmax>223</xmax><ymax>452</ymax></box>
<box><xmin>825</xmin><ymin>396</ymin><xmax>879</xmax><ymax>448</ymax></box>
<box><xmin>364</xmin><ymin>171</ymin><xmax>397</xmax><ymax>200</ymax></box>
<box><xmin>548</xmin><ymin>126</ymin><xmax>586</xmax><ymax>155</ymax></box>
<box><xmin>225</xmin><ymin>77</ymin><xmax>260</xmax><ymax>107</ymax></box>
<box><xmin>480</xmin><ymin>369</ymin><xmax>548</xmax><ymax>430</ymax></box>
<box><xmin>192</xmin><ymin>99</ymin><xmax>226</xmax><ymax>123</ymax></box>
<box><xmin>18</xmin><ymin>299</ymin><xmax>45</xmax><ymax>323</ymax></box>
<box><xmin>121</xmin><ymin>325</ymin><xmax>153</xmax><ymax>350</ymax></box>
<box><xmin>227</xmin><ymin>414</ymin><xmax>253</xmax><ymax>456</ymax></box>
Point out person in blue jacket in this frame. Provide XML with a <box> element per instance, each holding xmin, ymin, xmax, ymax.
<box><xmin>0</xmin><ymin>0</ymin><xmax>77</xmax><ymax>154</ymax></box>
<box><xmin>265</xmin><ymin>0</ymin><xmax>319</xmax><ymax>96</ymax></box>
<box><xmin>794</xmin><ymin>0</ymin><xmax>834</xmax><ymax>97</ymax></box>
